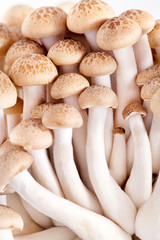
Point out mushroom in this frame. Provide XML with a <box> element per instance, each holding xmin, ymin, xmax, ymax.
<box><xmin>148</xmin><ymin>20</ymin><xmax>160</xmax><ymax>62</ymax></box>
<box><xmin>97</xmin><ymin>15</ymin><xmax>142</xmax><ymax>138</ymax></box>
<box><xmin>123</xmin><ymin>103</ymin><xmax>152</xmax><ymax>209</ymax></box>
<box><xmin>9</xmin><ymin>54</ymin><xmax>58</xmax><ymax>119</ymax></box>
<box><xmin>109</xmin><ymin>127</ymin><xmax>127</xmax><ymax>187</ymax></box>
<box><xmin>57</xmin><ymin>2</ymin><xmax>75</xmax><ymax>14</ymax></box>
<box><xmin>22</xmin><ymin>7</ymin><xmax>67</xmax><ymax>51</ymax></box>
<box><xmin>67</xmin><ymin>0</ymin><xmax>115</xmax><ymax>51</ymax></box>
<box><xmin>42</xmin><ymin>103</ymin><xmax>102</xmax><ymax>214</ymax></box>
<box><xmin>78</xmin><ymin>85</ymin><xmax>136</xmax><ymax>234</ymax></box>
<box><xmin>79</xmin><ymin>52</ymin><xmax>117</xmax><ymax>163</ymax></box>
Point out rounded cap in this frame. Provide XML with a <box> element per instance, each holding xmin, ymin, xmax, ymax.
<box><xmin>79</xmin><ymin>52</ymin><xmax>117</xmax><ymax>77</ymax></box>
<box><xmin>136</xmin><ymin>64</ymin><xmax>160</xmax><ymax>86</ymax></box>
<box><xmin>22</xmin><ymin>7</ymin><xmax>67</xmax><ymax>38</ymax></box>
<box><xmin>42</xmin><ymin>103</ymin><xmax>83</xmax><ymax>129</ymax></box>
<box><xmin>0</xmin><ymin>23</ymin><xmax>15</xmax><ymax>56</ymax></box>
<box><xmin>30</xmin><ymin>103</ymin><xmax>52</xmax><ymax>118</ymax></box>
<box><xmin>67</xmin><ymin>0</ymin><xmax>115</xmax><ymax>34</ymax></box>
<box><xmin>2</xmin><ymin>5</ymin><xmax>34</xmax><ymax>27</ymax></box>
<box><xmin>121</xmin><ymin>9</ymin><xmax>155</xmax><ymax>34</ymax></box>
<box><xmin>0</xmin><ymin>150</ymin><xmax>33</xmax><ymax>191</ymax></box>
<box><xmin>148</xmin><ymin>20</ymin><xmax>160</xmax><ymax>48</ymax></box>
<box><xmin>47</xmin><ymin>39</ymin><xmax>86</xmax><ymax>65</ymax></box>
<box><xmin>4</xmin><ymin>97</ymin><xmax>23</xmax><ymax>115</ymax></box>
<box><xmin>0</xmin><ymin>139</ymin><xmax>23</xmax><ymax>157</ymax></box>
<box><xmin>113</xmin><ymin>127</ymin><xmax>125</xmax><ymax>135</ymax></box>
<box><xmin>4</xmin><ymin>39</ymin><xmax>46</xmax><ymax>75</ymax></box>
<box><xmin>0</xmin><ymin>71</ymin><xmax>17</xmax><ymax>109</ymax></box>
<box><xmin>97</xmin><ymin>16</ymin><xmax>142</xmax><ymax>50</ymax></box>
<box><xmin>0</xmin><ymin>205</ymin><xmax>23</xmax><ymax>232</ymax></box>
<box><xmin>57</xmin><ymin>2</ymin><xmax>75</xmax><ymax>14</ymax></box>
<box><xmin>123</xmin><ymin>102</ymin><xmax>146</xmax><ymax>120</ymax></box>
<box><xmin>141</xmin><ymin>77</ymin><xmax>160</xmax><ymax>100</ymax></box>
<box><xmin>150</xmin><ymin>88</ymin><xmax>160</xmax><ymax>115</ymax></box>
<box><xmin>78</xmin><ymin>85</ymin><xmax>118</xmax><ymax>109</ymax></box>
<box><xmin>50</xmin><ymin>73</ymin><xmax>89</xmax><ymax>99</ymax></box>
<box><xmin>9</xmin><ymin>54</ymin><xmax>58</xmax><ymax>86</ymax></box>
<box><xmin>10</xmin><ymin>118</ymin><xmax>53</xmax><ymax>150</ymax></box>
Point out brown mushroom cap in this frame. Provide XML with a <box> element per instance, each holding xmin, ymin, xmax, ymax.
<box><xmin>47</xmin><ymin>39</ymin><xmax>86</xmax><ymax>65</ymax></box>
<box><xmin>79</xmin><ymin>52</ymin><xmax>117</xmax><ymax>77</ymax></box>
<box><xmin>10</xmin><ymin>118</ymin><xmax>53</xmax><ymax>150</ymax></box>
<box><xmin>0</xmin><ymin>205</ymin><xmax>23</xmax><ymax>232</ymax></box>
<box><xmin>150</xmin><ymin>88</ymin><xmax>160</xmax><ymax>115</ymax></box>
<box><xmin>2</xmin><ymin>5</ymin><xmax>34</xmax><ymax>27</ymax></box>
<box><xmin>0</xmin><ymin>150</ymin><xmax>33</xmax><ymax>191</ymax></box>
<box><xmin>9</xmin><ymin>54</ymin><xmax>58</xmax><ymax>86</ymax></box>
<box><xmin>148</xmin><ymin>20</ymin><xmax>160</xmax><ymax>48</ymax></box>
<box><xmin>50</xmin><ymin>73</ymin><xmax>89</xmax><ymax>99</ymax></box>
<box><xmin>0</xmin><ymin>71</ymin><xmax>17</xmax><ymax>109</ymax></box>
<box><xmin>0</xmin><ymin>139</ymin><xmax>23</xmax><ymax>157</ymax></box>
<box><xmin>141</xmin><ymin>77</ymin><xmax>160</xmax><ymax>100</ymax></box>
<box><xmin>136</xmin><ymin>63</ymin><xmax>160</xmax><ymax>86</ymax></box>
<box><xmin>97</xmin><ymin>16</ymin><xmax>142</xmax><ymax>50</ymax></box>
<box><xmin>0</xmin><ymin>23</ymin><xmax>15</xmax><ymax>56</ymax></box>
<box><xmin>30</xmin><ymin>103</ymin><xmax>51</xmax><ymax>119</ymax></box>
<box><xmin>42</xmin><ymin>103</ymin><xmax>83</xmax><ymax>129</ymax></box>
<box><xmin>123</xmin><ymin>103</ymin><xmax>147</xmax><ymax>120</ymax></box>
<box><xmin>67</xmin><ymin>0</ymin><xmax>115</xmax><ymax>34</ymax></box>
<box><xmin>121</xmin><ymin>9</ymin><xmax>155</xmax><ymax>34</ymax></box>
<box><xmin>3</xmin><ymin>97</ymin><xmax>23</xmax><ymax>115</ymax></box>
<box><xmin>22</xmin><ymin>7</ymin><xmax>67</xmax><ymax>38</ymax></box>
<box><xmin>78</xmin><ymin>85</ymin><xmax>118</xmax><ymax>109</ymax></box>
<box><xmin>113</xmin><ymin>127</ymin><xmax>125</xmax><ymax>135</ymax></box>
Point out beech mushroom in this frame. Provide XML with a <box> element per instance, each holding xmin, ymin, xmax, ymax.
<box><xmin>78</xmin><ymin>85</ymin><xmax>137</xmax><ymax>234</ymax></box>
<box><xmin>148</xmin><ymin>20</ymin><xmax>160</xmax><ymax>62</ymax></box>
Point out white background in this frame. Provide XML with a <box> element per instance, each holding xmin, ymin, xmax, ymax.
<box><xmin>0</xmin><ymin>0</ymin><xmax>159</xmax><ymax>20</ymax></box>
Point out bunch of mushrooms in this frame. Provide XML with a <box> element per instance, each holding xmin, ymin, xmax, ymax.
<box><xmin>1</xmin><ymin>0</ymin><xmax>160</xmax><ymax>239</ymax></box>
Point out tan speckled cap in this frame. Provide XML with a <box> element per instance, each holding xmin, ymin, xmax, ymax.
<box><xmin>97</xmin><ymin>16</ymin><xmax>142</xmax><ymax>50</ymax></box>
<box><xmin>47</xmin><ymin>39</ymin><xmax>86</xmax><ymax>65</ymax></box>
<box><xmin>79</xmin><ymin>52</ymin><xmax>117</xmax><ymax>77</ymax></box>
<box><xmin>22</xmin><ymin>7</ymin><xmax>67</xmax><ymax>39</ymax></box>
<box><xmin>0</xmin><ymin>24</ymin><xmax>15</xmax><ymax>56</ymax></box>
<box><xmin>78</xmin><ymin>85</ymin><xmax>118</xmax><ymax>109</ymax></box>
<box><xmin>42</xmin><ymin>103</ymin><xmax>83</xmax><ymax>129</ymax></box>
<box><xmin>123</xmin><ymin>103</ymin><xmax>146</xmax><ymax>120</ymax></box>
<box><xmin>3</xmin><ymin>97</ymin><xmax>23</xmax><ymax>115</ymax></box>
<box><xmin>0</xmin><ymin>139</ymin><xmax>23</xmax><ymax>157</ymax></box>
<box><xmin>50</xmin><ymin>73</ymin><xmax>89</xmax><ymax>99</ymax></box>
<box><xmin>148</xmin><ymin>20</ymin><xmax>160</xmax><ymax>48</ymax></box>
<box><xmin>113</xmin><ymin>127</ymin><xmax>125</xmax><ymax>135</ymax></box>
<box><xmin>121</xmin><ymin>9</ymin><xmax>155</xmax><ymax>34</ymax></box>
<box><xmin>9</xmin><ymin>54</ymin><xmax>58</xmax><ymax>86</ymax></box>
<box><xmin>67</xmin><ymin>0</ymin><xmax>115</xmax><ymax>34</ymax></box>
<box><xmin>30</xmin><ymin>103</ymin><xmax>51</xmax><ymax>118</ymax></box>
<box><xmin>136</xmin><ymin>64</ymin><xmax>160</xmax><ymax>86</ymax></box>
<box><xmin>10</xmin><ymin>118</ymin><xmax>53</xmax><ymax>150</ymax></box>
<box><xmin>141</xmin><ymin>77</ymin><xmax>160</xmax><ymax>100</ymax></box>
<box><xmin>2</xmin><ymin>5</ymin><xmax>34</xmax><ymax>27</ymax></box>
<box><xmin>150</xmin><ymin>88</ymin><xmax>160</xmax><ymax>114</ymax></box>
<box><xmin>57</xmin><ymin>2</ymin><xmax>75</xmax><ymax>14</ymax></box>
<box><xmin>0</xmin><ymin>205</ymin><xmax>23</xmax><ymax>232</ymax></box>
<box><xmin>0</xmin><ymin>150</ymin><xmax>33</xmax><ymax>191</ymax></box>
<box><xmin>4</xmin><ymin>40</ymin><xmax>46</xmax><ymax>75</ymax></box>
<box><xmin>0</xmin><ymin>71</ymin><xmax>17</xmax><ymax>109</ymax></box>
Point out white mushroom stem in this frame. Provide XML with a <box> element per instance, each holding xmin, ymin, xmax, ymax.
<box><xmin>155</xmin><ymin>47</ymin><xmax>160</xmax><ymax>62</ymax></box>
<box><xmin>53</xmin><ymin>128</ymin><xmax>102</xmax><ymax>214</ymax></box>
<box><xmin>125</xmin><ymin>115</ymin><xmax>152</xmax><ymax>209</ymax></box>
<box><xmin>86</xmin><ymin>106</ymin><xmax>136</xmax><ymax>234</ymax></box>
<box><xmin>149</xmin><ymin>114</ymin><xmax>160</xmax><ymax>173</ymax></box>
<box><xmin>85</xmin><ymin>30</ymin><xmax>102</xmax><ymax>51</ymax></box>
<box><xmin>113</xmin><ymin>47</ymin><xmax>140</xmax><ymax>138</ymax></box>
<box><xmin>0</xmin><ymin>229</ymin><xmax>14</xmax><ymax>240</ymax></box>
<box><xmin>10</xmin><ymin>170</ymin><xmax>132</xmax><ymax>240</ymax></box>
<box><xmin>0</xmin><ymin>109</ymin><xmax>7</xmax><ymax>145</ymax></box>
<box><xmin>60</xmin><ymin>64</ymin><xmax>79</xmax><ymax>74</ymax></box>
<box><xmin>109</xmin><ymin>131</ymin><xmax>127</xmax><ymax>187</ymax></box>
<box><xmin>64</xmin><ymin>95</ymin><xmax>93</xmax><ymax>191</ymax></box>
<box><xmin>126</xmin><ymin>135</ymin><xmax>134</xmax><ymax>176</ymax></box>
<box><xmin>40</xmin><ymin>35</ymin><xmax>64</xmax><ymax>51</ymax></box>
<box><xmin>23</xmin><ymin>86</ymin><xmax>46</xmax><ymax>120</ymax></box>
<box><xmin>14</xmin><ymin>227</ymin><xmax>76</xmax><ymax>240</ymax></box>
<box><xmin>6</xmin><ymin>115</ymin><xmax>21</xmax><ymax>136</ymax></box>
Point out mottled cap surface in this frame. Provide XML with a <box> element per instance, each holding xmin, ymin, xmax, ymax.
<box><xmin>67</xmin><ymin>0</ymin><xmax>115</xmax><ymax>34</ymax></box>
<box><xmin>97</xmin><ymin>16</ymin><xmax>142</xmax><ymax>50</ymax></box>
<box><xmin>4</xmin><ymin>39</ymin><xmax>46</xmax><ymax>75</ymax></box>
<box><xmin>10</xmin><ymin>118</ymin><xmax>53</xmax><ymax>150</ymax></box>
<box><xmin>148</xmin><ymin>20</ymin><xmax>160</xmax><ymax>48</ymax></box>
<box><xmin>42</xmin><ymin>103</ymin><xmax>83</xmax><ymax>129</ymax></box>
<box><xmin>47</xmin><ymin>39</ymin><xmax>86</xmax><ymax>65</ymax></box>
<box><xmin>136</xmin><ymin>64</ymin><xmax>160</xmax><ymax>86</ymax></box>
<box><xmin>0</xmin><ymin>205</ymin><xmax>23</xmax><ymax>232</ymax></box>
<box><xmin>150</xmin><ymin>88</ymin><xmax>160</xmax><ymax>114</ymax></box>
<box><xmin>123</xmin><ymin>102</ymin><xmax>146</xmax><ymax>120</ymax></box>
<box><xmin>121</xmin><ymin>9</ymin><xmax>155</xmax><ymax>34</ymax></box>
<box><xmin>79</xmin><ymin>52</ymin><xmax>117</xmax><ymax>76</ymax></box>
<box><xmin>22</xmin><ymin>7</ymin><xmax>67</xmax><ymax>38</ymax></box>
<box><xmin>9</xmin><ymin>54</ymin><xmax>58</xmax><ymax>86</ymax></box>
<box><xmin>141</xmin><ymin>77</ymin><xmax>160</xmax><ymax>100</ymax></box>
<box><xmin>0</xmin><ymin>139</ymin><xmax>23</xmax><ymax>157</ymax></box>
<box><xmin>0</xmin><ymin>71</ymin><xmax>17</xmax><ymax>109</ymax></box>
<box><xmin>0</xmin><ymin>150</ymin><xmax>33</xmax><ymax>191</ymax></box>
<box><xmin>113</xmin><ymin>127</ymin><xmax>125</xmax><ymax>135</ymax></box>
<box><xmin>78</xmin><ymin>85</ymin><xmax>118</xmax><ymax>109</ymax></box>
<box><xmin>0</xmin><ymin>24</ymin><xmax>15</xmax><ymax>55</ymax></box>
<box><xmin>4</xmin><ymin>97</ymin><xmax>23</xmax><ymax>115</ymax></box>
<box><xmin>30</xmin><ymin>103</ymin><xmax>51</xmax><ymax>118</ymax></box>
<box><xmin>51</xmin><ymin>73</ymin><xmax>89</xmax><ymax>99</ymax></box>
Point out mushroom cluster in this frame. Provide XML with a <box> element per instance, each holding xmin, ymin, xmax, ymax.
<box><xmin>0</xmin><ymin>1</ymin><xmax>160</xmax><ymax>239</ymax></box>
